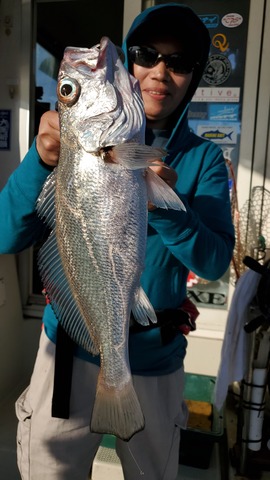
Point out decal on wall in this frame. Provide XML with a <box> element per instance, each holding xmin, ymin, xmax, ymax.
<box><xmin>192</xmin><ymin>87</ymin><xmax>240</xmax><ymax>103</ymax></box>
<box><xmin>221</xmin><ymin>12</ymin><xmax>243</xmax><ymax>28</ymax></box>
<box><xmin>203</xmin><ymin>54</ymin><xmax>232</xmax><ymax>85</ymax></box>
<box><xmin>0</xmin><ymin>110</ymin><xmax>11</xmax><ymax>150</ymax></box>
<box><xmin>197</xmin><ymin>125</ymin><xmax>237</xmax><ymax>144</ymax></box>
<box><xmin>208</xmin><ymin>104</ymin><xmax>239</xmax><ymax>121</ymax></box>
<box><xmin>212</xmin><ymin>33</ymin><xmax>229</xmax><ymax>52</ymax></box>
<box><xmin>199</xmin><ymin>14</ymin><xmax>219</xmax><ymax>29</ymax></box>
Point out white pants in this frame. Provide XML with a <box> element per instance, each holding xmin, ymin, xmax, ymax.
<box><xmin>16</xmin><ymin>330</ymin><xmax>188</xmax><ymax>480</ymax></box>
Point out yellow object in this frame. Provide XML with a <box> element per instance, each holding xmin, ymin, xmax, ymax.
<box><xmin>185</xmin><ymin>399</ymin><xmax>213</xmax><ymax>432</ymax></box>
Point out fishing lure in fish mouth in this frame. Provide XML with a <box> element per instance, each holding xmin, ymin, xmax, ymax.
<box><xmin>37</xmin><ymin>36</ymin><xmax>186</xmax><ymax>441</ymax></box>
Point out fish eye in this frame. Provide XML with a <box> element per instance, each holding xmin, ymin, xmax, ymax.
<box><xmin>57</xmin><ymin>77</ymin><xmax>81</xmax><ymax>106</ymax></box>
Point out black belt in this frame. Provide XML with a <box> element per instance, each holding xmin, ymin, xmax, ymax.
<box><xmin>130</xmin><ymin>308</ymin><xmax>195</xmax><ymax>344</ymax></box>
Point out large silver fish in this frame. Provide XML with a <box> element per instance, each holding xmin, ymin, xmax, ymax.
<box><xmin>37</xmin><ymin>37</ymin><xmax>185</xmax><ymax>440</ymax></box>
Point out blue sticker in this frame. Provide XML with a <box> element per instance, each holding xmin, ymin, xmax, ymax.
<box><xmin>208</xmin><ymin>104</ymin><xmax>239</xmax><ymax>122</ymax></box>
<box><xmin>199</xmin><ymin>14</ymin><xmax>219</xmax><ymax>29</ymax></box>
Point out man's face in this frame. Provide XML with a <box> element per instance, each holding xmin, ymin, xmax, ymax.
<box><xmin>132</xmin><ymin>39</ymin><xmax>193</xmax><ymax>129</ymax></box>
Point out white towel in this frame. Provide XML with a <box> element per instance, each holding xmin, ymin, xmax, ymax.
<box><xmin>214</xmin><ymin>269</ymin><xmax>261</xmax><ymax>411</ymax></box>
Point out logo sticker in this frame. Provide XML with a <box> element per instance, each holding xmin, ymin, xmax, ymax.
<box><xmin>192</xmin><ymin>87</ymin><xmax>240</xmax><ymax>103</ymax></box>
<box><xmin>208</xmin><ymin>104</ymin><xmax>239</xmax><ymax>122</ymax></box>
<box><xmin>221</xmin><ymin>146</ymin><xmax>235</xmax><ymax>162</ymax></box>
<box><xmin>212</xmin><ymin>33</ymin><xmax>229</xmax><ymax>52</ymax></box>
<box><xmin>199</xmin><ymin>14</ymin><xmax>219</xmax><ymax>29</ymax></box>
<box><xmin>188</xmin><ymin>103</ymin><xmax>208</xmax><ymax>120</ymax></box>
<box><xmin>203</xmin><ymin>54</ymin><xmax>231</xmax><ymax>85</ymax></box>
<box><xmin>197</xmin><ymin>125</ymin><xmax>237</xmax><ymax>144</ymax></box>
<box><xmin>221</xmin><ymin>13</ymin><xmax>243</xmax><ymax>28</ymax></box>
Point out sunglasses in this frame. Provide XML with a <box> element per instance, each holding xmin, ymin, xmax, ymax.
<box><xmin>128</xmin><ymin>46</ymin><xmax>197</xmax><ymax>74</ymax></box>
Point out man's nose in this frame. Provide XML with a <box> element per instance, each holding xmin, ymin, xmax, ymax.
<box><xmin>150</xmin><ymin>60</ymin><xmax>170</xmax><ymax>79</ymax></box>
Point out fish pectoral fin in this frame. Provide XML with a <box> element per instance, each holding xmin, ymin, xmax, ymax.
<box><xmin>112</xmin><ymin>143</ymin><xmax>167</xmax><ymax>169</ymax></box>
<box><xmin>146</xmin><ymin>168</ymin><xmax>186</xmax><ymax>211</ymax></box>
<box><xmin>132</xmin><ymin>286</ymin><xmax>157</xmax><ymax>326</ymax></box>
<box><xmin>90</xmin><ymin>378</ymin><xmax>145</xmax><ymax>441</ymax></box>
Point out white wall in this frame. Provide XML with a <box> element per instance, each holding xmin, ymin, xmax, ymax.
<box><xmin>0</xmin><ymin>256</ymin><xmax>24</xmax><ymax>400</ymax></box>
<box><xmin>0</xmin><ymin>0</ymin><xmax>24</xmax><ymax>190</ymax></box>
<box><xmin>0</xmin><ymin>0</ymin><xmax>39</xmax><ymax>402</ymax></box>
<box><xmin>0</xmin><ymin>0</ymin><xmax>23</xmax><ymax>401</ymax></box>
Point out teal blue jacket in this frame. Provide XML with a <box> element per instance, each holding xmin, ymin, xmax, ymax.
<box><xmin>0</xmin><ymin>4</ymin><xmax>235</xmax><ymax>375</ymax></box>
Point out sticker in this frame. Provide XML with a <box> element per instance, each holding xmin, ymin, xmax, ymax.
<box><xmin>208</xmin><ymin>104</ymin><xmax>239</xmax><ymax>122</ymax></box>
<box><xmin>221</xmin><ymin>146</ymin><xmax>235</xmax><ymax>162</ymax></box>
<box><xmin>0</xmin><ymin>110</ymin><xmax>11</xmax><ymax>150</ymax></box>
<box><xmin>188</xmin><ymin>103</ymin><xmax>208</xmax><ymax>120</ymax></box>
<box><xmin>222</xmin><ymin>13</ymin><xmax>243</xmax><ymax>28</ymax></box>
<box><xmin>199</xmin><ymin>14</ymin><xmax>219</xmax><ymax>29</ymax></box>
<box><xmin>197</xmin><ymin>125</ymin><xmax>237</xmax><ymax>144</ymax></box>
<box><xmin>212</xmin><ymin>33</ymin><xmax>229</xmax><ymax>53</ymax></box>
<box><xmin>192</xmin><ymin>87</ymin><xmax>240</xmax><ymax>103</ymax></box>
<box><xmin>203</xmin><ymin>54</ymin><xmax>232</xmax><ymax>85</ymax></box>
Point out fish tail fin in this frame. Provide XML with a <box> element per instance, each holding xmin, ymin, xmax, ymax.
<box><xmin>146</xmin><ymin>168</ymin><xmax>186</xmax><ymax>211</ymax></box>
<box><xmin>90</xmin><ymin>376</ymin><xmax>145</xmax><ymax>441</ymax></box>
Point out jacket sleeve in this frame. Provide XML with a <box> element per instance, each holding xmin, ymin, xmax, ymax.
<box><xmin>0</xmin><ymin>139</ymin><xmax>52</xmax><ymax>254</ymax></box>
<box><xmin>148</xmin><ymin>148</ymin><xmax>235</xmax><ymax>281</ymax></box>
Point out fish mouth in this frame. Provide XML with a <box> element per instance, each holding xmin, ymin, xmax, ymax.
<box><xmin>96</xmin><ymin>37</ymin><xmax>125</xmax><ymax>70</ymax></box>
<box><xmin>61</xmin><ymin>37</ymin><xmax>113</xmax><ymax>74</ymax></box>
<box><xmin>58</xmin><ymin>37</ymin><xmax>146</xmax><ymax>151</ymax></box>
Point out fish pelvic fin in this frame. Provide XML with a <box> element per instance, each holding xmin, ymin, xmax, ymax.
<box><xmin>132</xmin><ymin>286</ymin><xmax>157</xmax><ymax>326</ymax></box>
<box><xmin>111</xmin><ymin>143</ymin><xmax>167</xmax><ymax>169</ymax></box>
<box><xmin>146</xmin><ymin>168</ymin><xmax>186</xmax><ymax>211</ymax></box>
<box><xmin>90</xmin><ymin>378</ymin><xmax>145</xmax><ymax>441</ymax></box>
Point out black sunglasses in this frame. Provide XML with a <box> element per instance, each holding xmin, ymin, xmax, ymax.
<box><xmin>128</xmin><ymin>46</ymin><xmax>197</xmax><ymax>74</ymax></box>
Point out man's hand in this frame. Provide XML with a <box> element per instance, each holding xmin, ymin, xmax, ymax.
<box><xmin>148</xmin><ymin>160</ymin><xmax>178</xmax><ymax>210</ymax></box>
<box><xmin>36</xmin><ymin>111</ymin><xmax>60</xmax><ymax>167</ymax></box>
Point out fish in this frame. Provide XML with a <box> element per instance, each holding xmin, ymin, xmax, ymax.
<box><xmin>36</xmin><ymin>36</ymin><xmax>185</xmax><ymax>441</ymax></box>
<box><xmin>200</xmin><ymin>129</ymin><xmax>233</xmax><ymax>141</ymax></box>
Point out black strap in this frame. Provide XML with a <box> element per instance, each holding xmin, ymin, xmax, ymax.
<box><xmin>52</xmin><ymin>323</ymin><xmax>74</xmax><ymax>419</ymax></box>
<box><xmin>130</xmin><ymin>308</ymin><xmax>193</xmax><ymax>345</ymax></box>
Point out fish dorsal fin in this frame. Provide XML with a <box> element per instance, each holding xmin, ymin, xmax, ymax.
<box><xmin>131</xmin><ymin>286</ymin><xmax>157</xmax><ymax>326</ymax></box>
<box><xmin>36</xmin><ymin>169</ymin><xmax>57</xmax><ymax>229</ymax></box>
<box><xmin>112</xmin><ymin>143</ymin><xmax>166</xmax><ymax>169</ymax></box>
<box><xmin>146</xmin><ymin>168</ymin><xmax>186</xmax><ymax>211</ymax></box>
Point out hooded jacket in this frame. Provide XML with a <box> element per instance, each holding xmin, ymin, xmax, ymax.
<box><xmin>0</xmin><ymin>4</ymin><xmax>234</xmax><ymax>375</ymax></box>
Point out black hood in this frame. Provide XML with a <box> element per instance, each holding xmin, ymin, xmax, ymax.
<box><xmin>122</xmin><ymin>3</ymin><xmax>210</xmax><ymax>118</ymax></box>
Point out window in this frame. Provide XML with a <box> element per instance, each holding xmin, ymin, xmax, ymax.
<box><xmin>22</xmin><ymin>0</ymin><xmax>124</xmax><ymax>316</ymax></box>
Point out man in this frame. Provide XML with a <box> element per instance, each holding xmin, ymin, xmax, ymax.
<box><xmin>0</xmin><ymin>3</ymin><xmax>234</xmax><ymax>479</ymax></box>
